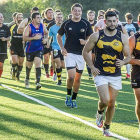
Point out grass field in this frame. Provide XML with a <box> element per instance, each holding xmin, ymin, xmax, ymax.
<box><xmin>0</xmin><ymin>59</ymin><xmax>139</xmax><ymax>140</ymax></box>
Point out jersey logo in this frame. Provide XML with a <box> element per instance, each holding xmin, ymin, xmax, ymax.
<box><xmin>113</xmin><ymin>42</ymin><xmax>119</xmax><ymax>46</ymax></box>
<box><xmin>69</xmin><ymin>28</ymin><xmax>72</xmax><ymax>30</ymax></box>
<box><xmin>80</xmin><ymin>29</ymin><xmax>85</xmax><ymax>32</ymax></box>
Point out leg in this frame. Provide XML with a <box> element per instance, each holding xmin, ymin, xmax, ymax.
<box><xmin>0</xmin><ymin>61</ymin><xmax>4</xmax><ymax>78</ymax></box>
<box><xmin>43</xmin><ymin>53</ymin><xmax>50</xmax><ymax>77</ymax></box>
<box><xmin>126</xmin><ymin>64</ymin><xmax>131</xmax><ymax>79</ymax></box>
<box><xmin>11</xmin><ymin>55</ymin><xmax>18</xmax><ymax>79</ymax></box>
<box><xmin>50</xmin><ymin>51</ymin><xmax>54</xmax><ymax>76</ymax></box>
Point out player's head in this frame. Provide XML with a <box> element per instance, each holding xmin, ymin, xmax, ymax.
<box><xmin>12</xmin><ymin>12</ymin><xmax>18</xmax><ymax>22</ymax></box>
<box><xmin>31</xmin><ymin>7</ymin><xmax>39</xmax><ymax>14</ymax></box>
<box><xmin>104</xmin><ymin>10</ymin><xmax>117</xmax><ymax>31</ymax></box>
<box><xmin>55</xmin><ymin>12</ymin><xmax>63</xmax><ymax>24</ymax></box>
<box><xmin>71</xmin><ymin>3</ymin><xmax>83</xmax><ymax>19</ymax></box>
<box><xmin>97</xmin><ymin>14</ymin><xmax>104</xmax><ymax>21</ymax></box>
<box><xmin>45</xmin><ymin>8</ymin><xmax>54</xmax><ymax>20</ymax></box>
<box><xmin>31</xmin><ymin>12</ymin><xmax>41</xmax><ymax>24</ymax></box>
<box><xmin>16</xmin><ymin>13</ymin><xmax>23</xmax><ymax>24</ymax></box>
<box><xmin>87</xmin><ymin>10</ymin><xmax>95</xmax><ymax>22</ymax></box>
<box><xmin>0</xmin><ymin>13</ymin><xmax>4</xmax><ymax>24</ymax></box>
<box><xmin>98</xmin><ymin>10</ymin><xmax>105</xmax><ymax>16</ymax></box>
<box><xmin>68</xmin><ymin>14</ymin><xmax>72</xmax><ymax>19</ymax></box>
<box><xmin>125</xmin><ymin>13</ymin><xmax>133</xmax><ymax>24</ymax></box>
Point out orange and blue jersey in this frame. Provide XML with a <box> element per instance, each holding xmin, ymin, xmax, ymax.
<box><xmin>26</xmin><ymin>23</ymin><xmax>44</xmax><ymax>53</ymax></box>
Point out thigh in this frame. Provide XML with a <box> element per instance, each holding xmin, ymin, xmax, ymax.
<box><xmin>75</xmin><ymin>55</ymin><xmax>85</xmax><ymax>71</ymax></box>
<box><xmin>54</xmin><ymin>57</ymin><xmax>61</xmax><ymax>67</ymax></box>
<box><xmin>11</xmin><ymin>55</ymin><xmax>18</xmax><ymax>63</ymax></box>
<box><xmin>133</xmin><ymin>88</ymin><xmax>140</xmax><ymax>102</ymax></box>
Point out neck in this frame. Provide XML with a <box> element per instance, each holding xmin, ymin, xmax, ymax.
<box><xmin>56</xmin><ymin>23</ymin><xmax>61</xmax><ymax>27</ymax></box>
<box><xmin>89</xmin><ymin>20</ymin><xmax>95</xmax><ymax>24</ymax></box>
<box><xmin>72</xmin><ymin>17</ymin><xmax>81</xmax><ymax>22</ymax></box>
<box><xmin>104</xmin><ymin>28</ymin><xmax>117</xmax><ymax>36</ymax></box>
<box><xmin>32</xmin><ymin>22</ymin><xmax>40</xmax><ymax>27</ymax></box>
<box><xmin>46</xmin><ymin>18</ymin><xmax>53</xmax><ymax>21</ymax></box>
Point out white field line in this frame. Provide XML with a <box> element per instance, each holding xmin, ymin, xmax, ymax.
<box><xmin>1</xmin><ymin>84</ymin><xmax>129</xmax><ymax>140</ymax></box>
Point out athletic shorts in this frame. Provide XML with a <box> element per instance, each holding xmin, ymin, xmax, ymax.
<box><xmin>131</xmin><ymin>79</ymin><xmax>140</xmax><ymax>88</ymax></box>
<box><xmin>10</xmin><ymin>45</ymin><xmax>25</xmax><ymax>57</ymax></box>
<box><xmin>53</xmin><ymin>49</ymin><xmax>64</xmax><ymax>60</ymax></box>
<box><xmin>0</xmin><ymin>54</ymin><xmax>7</xmax><ymax>63</ymax></box>
<box><xmin>43</xmin><ymin>44</ymin><xmax>51</xmax><ymax>54</ymax></box>
<box><xmin>64</xmin><ymin>53</ymin><xmax>85</xmax><ymax>71</ymax></box>
<box><xmin>94</xmin><ymin>75</ymin><xmax>122</xmax><ymax>90</ymax></box>
<box><xmin>26</xmin><ymin>50</ymin><xmax>43</xmax><ymax>62</ymax></box>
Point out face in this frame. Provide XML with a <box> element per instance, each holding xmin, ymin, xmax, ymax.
<box><xmin>0</xmin><ymin>14</ymin><xmax>4</xmax><ymax>24</ymax></box>
<box><xmin>16</xmin><ymin>14</ymin><xmax>23</xmax><ymax>24</ymax></box>
<box><xmin>98</xmin><ymin>15</ymin><xmax>104</xmax><ymax>21</ymax></box>
<box><xmin>105</xmin><ymin>16</ymin><xmax>117</xmax><ymax>31</ymax></box>
<box><xmin>71</xmin><ymin>7</ymin><xmax>82</xmax><ymax>19</ymax></box>
<box><xmin>88</xmin><ymin>13</ymin><xmax>95</xmax><ymax>21</ymax></box>
<box><xmin>98</xmin><ymin>11</ymin><xmax>104</xmax><ymax>16</ymax></box>
<box><xmin>46</xmin><ymin>10</ymin><xmax>53</xmax><ymax>20</ymax></box>
<box><xmin>33</xmin><ymin>15</ymin><xmax>41</xmax><ymax>24</ymax></box>
<box><xmin>56</xmin><ymin>14</ymin><xmax>63</xmax><ymax>24</ymax></box>
<box><xmin>126</xmin><ymin>19</ymin><xmax>133</xmax><ymax>24</ymax></box>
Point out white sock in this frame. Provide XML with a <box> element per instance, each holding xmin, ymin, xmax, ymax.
<box><xmin>126</xmin><ymin>64</ymin><xmax>131</xmax><ymax>75</ymax></box>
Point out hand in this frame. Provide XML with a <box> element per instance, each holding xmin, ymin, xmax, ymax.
<box><xmin>46</xmin><ymin>45</ymin><xmax>50</xmax><ymax>48</ymax></box>
<box><xmin>42</xmin><ymin>38</ymin><xmax>47</xmax><ymax>44</ymax></box>
<box><xmin>61</xmin><ymin>47</ymin><xmax>67</xmax><ymax>56</ymax></box>
<box><xmin>116</xmin><ymin>59</ymin><xmax>125</xmax><ymax>68</ymax></box>
<box><xmin>79</xmin><ymin>39</ymin><xmax>86</xmax><ymax>45</ymax></box>
<box><xmin>7</xmin><ymin>42</ymin><xmax>11</xmax><ymax>47</ymax></box>
<box><xmin>34</xmin><ymin>34</ymin><xmax>42</xmax><ymax>40</ymax></box>
<box><xmin>1</xmin><ymin>37</ymin><xmax>6</xmax><ymax>41</ymax></box>
<box><xmin>91</xmin><ymin>66</ymin><xmax>100</xmax><ymax>76</ymax></box>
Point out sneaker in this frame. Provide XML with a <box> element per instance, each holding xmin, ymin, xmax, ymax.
<box><xmin>103</xmin><ymin>128</ymin><xmax>112</xmax><ymax>137</ymax></box>
<box><xmin>12</xmin><ymin>72</ymin><xmax>15</xmax><ymax>80</ymax></box>
<box><xmin>126</xmin><ymin>73</ymin><xmax>130</xmax><ymax>79</ymax></box>
<box><xmin>65</xmin><ymin>95</ymin><xmax>72</xmax><ymax>107</ymax></box>
<box><xmin>52</xmin><ymin>73</ymin><xmax>57</xmax><ymax>81</ymax></box>
<box><xmin>89</xmin><ymin>74</ymin><xmax>93</xmax><ymax>80</ymax></box>
<box><xmin>50</xmin><ymin>67</ymin><xmax>53</xmax><ymax>76</ymax></box>
<box><xmin>15</xmin><ymin>75</ymin><xmax>20</xmax><ymax>81</ymax></box>
<box><xmin>36</xmin><ymin>83</ymin><xmax>41</xmax><ymax>90</ymax></box>
<box><xmin>96</xmin><ymin>112</ymin><xmax>103</xmax><ymax>128</ymax></box>
<box><xmin>45</xmin><ymin>73</ymin><xmax>49</xmax><ymax>78</ymax></box>
<box><xmin>25</xmin><ymin>79</ymin><xmax>29</xmax><ymax>88</ymax></box>
<box><xmin>41</xmin><ymin>65</ymin><xmax>44</xmax><ymax>69</ymax></box>
<box><xmin>57</xmin><ymin>80</ymin><xmax>62</xmax><ymax>86</ymax></box>
<box><xmin>71</xmin><ymin>100</ymin><xmax>77</xmax><ymax>108</ymax></box>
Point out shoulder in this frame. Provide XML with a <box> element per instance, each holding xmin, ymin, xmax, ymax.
<box><xmin>81</xmin><ymin>18</ymin><xmax>90</xmax><ymax>25</ymax></box>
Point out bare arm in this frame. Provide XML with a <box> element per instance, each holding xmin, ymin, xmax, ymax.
<box><xmin>122</xmin><ymin>26</ymin><xmax>129</xmax><ymax>37</ymax></box>
<box><xmin>42</xmin><ymin>24</ymin><xmax>48</xmax><ymax>44</ymax></box>
<box><xmin>17</xmin><ymin>18</ymin><xmax>28</xmax><ymax>34</ymax></box>
<box><xmin>93</xmin><ymin>26</ymin><xmax>100</xmax><ymax>32</ymax></box>
<box><xmin>1</xmin><ymin>36</ymin><xmax>10</xmax><ymax>41</ymax></box>
<box><xmin>82</xmin><ymin>32</ymin><xmax>100</xmax><ymax>76</ymax></box>
<box><xmin>129</xmin><ymin>35</ymin><xmax>140</xmax><ymax>65</ymax></box>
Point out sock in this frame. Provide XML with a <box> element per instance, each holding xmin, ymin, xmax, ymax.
<box><xmin>16</xmin><ymin>65</ymin><xmax>23</xmax><ymax>77</ymax></box>
<box><xmin>26</xmin><ymin>67</ymin><xmax>31</xmax><ymax>80</ymax></box>
<box><xmin>60</xmin><ymin>67</ymin><xmax>62</xmax><ymax>73</ymax></box>
<box><xmin>44</xmin><ymin>64</ymin><xmax>49</xmax><ymax>74</ymax></box>
<box><xmin>12</xmin><ymin>63</ymin><xmax>18</xmax><ymax>75</ymax></box>
<box><xmin>0</xmin><ymin>69</ymin><xmax>3</xmax><ymax>78</ymax></box>
<box><xmin>67</xmin><ymin>88</ymin><xmax>72</xmax><ymax>96</ymax></box>
<box><xmin>103</xmin><ymin>123</ymin><xmax>110</xmax><ymax>129</ymax></box>
<box><xmin>56</xmin><ymin>68</ymin><xmax>61</xmax><ymax>81</ymax></box>
<box><xmin>36</xmin><ymin>67</ymin><xmax>41</xmax><ymax>83</ymax></box>
<box><xmin>86</xmin><ymin>64</ymin><xmax>92</xmax><ymax>75</ymax></box>
<box><xmin>72</xmin><ymin>92</ymin><xmax>78</xmax><ymax>100</ymax></box>
<box><xmin>98</xmin><ymin>110</ymin><xmax>104</xmax><ymax>114</ymax></box>
<box><xmin>126</xmin><ymin>64</ymin><xmax>131</xmax><ymax>75</ymax></box>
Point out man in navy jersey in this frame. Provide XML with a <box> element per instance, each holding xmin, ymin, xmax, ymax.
<box><xmin>57</xmin><ymin>3</ymin><xmax>93</xmax><ymax>108</ymax></box>
<box><xmin>0</xmin><ymin>13</ymin><xmax>11</xmax><ymax>82</ymax></box>
<box><xmin>83</xmin><ymin>10</ymin><xmax>131</xmax><ymax>136</ymax></box>
<box><xmin>23</xmin><ymin>12</ymin><xmax>48</xmax><ymax>90</ymax></box>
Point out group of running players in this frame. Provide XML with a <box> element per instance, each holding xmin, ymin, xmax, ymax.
<box><xmin>0</xmin><ymin>2</ymin><xmax>140</xmax><ymax>137</ymax></box>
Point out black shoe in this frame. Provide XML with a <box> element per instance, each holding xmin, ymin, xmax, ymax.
<box><xmin>57</xmin><ymin>80</ymin><xmax>62</xmax><ymax>86</ymax></box>
<box><xmin>36</xmin><ymin>83</ymin><xmax>41</xmax><ymax>90</ymax></box>
<box><xmin>89</xmin><ymin>74</ymin><xmax>93</xmax><ymax>80</ymax></box>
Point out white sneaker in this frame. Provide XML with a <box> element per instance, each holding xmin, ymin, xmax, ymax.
<box><xmin>52</xmin><ymin>73</ymin><xmax>57</xmax><ymax>81</ymax></box>
<box><xmin>25</xmin><ymin>79</ymin><xmax>29</xmax><ymax>88</ymax></box>
<box><xmin>36</xmin><ymin>83</ymin><xmax>41</xmax><ymax>90</ymax></box>
<box><xmin>96</xmin><ymin>112</ymin><xmax>103</xmax><ymax>128</ymax></box>
<box><xmin>103</xmin><ymin>128</ymin><xmax>112</xmax><ymax>137</ymax></box>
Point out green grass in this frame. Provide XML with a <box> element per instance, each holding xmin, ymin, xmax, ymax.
<box><xmin>0</xmin><ymin>59</ymin><xmax>139</xmax><ymax>140</ymax></box>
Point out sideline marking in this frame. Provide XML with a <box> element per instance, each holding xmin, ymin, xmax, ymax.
<box><xmin>1</xmin><ymin>84</ymin><xmax>129</xmax><ymax>140</ymax></box>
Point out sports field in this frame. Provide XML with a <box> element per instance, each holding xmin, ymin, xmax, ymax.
<box><xmin>0</xmin><ymin>59</ymin><xmax>139</xmax><ymax>140</ymax></box>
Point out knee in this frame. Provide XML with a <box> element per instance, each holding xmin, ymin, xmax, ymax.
<box><xmin>100</xmin><ymin>99</ymin><xmax>110</xmax><ymax>106</ymax></box>
<box><xmin>74</xmin><ymin>77</ymin><xmax>81</xmax><ymax>83</ymax></box>
<box><xmin>68</xmin><ymin>76</ymin><xmax>75</xmax><ymax>82</ymax></box>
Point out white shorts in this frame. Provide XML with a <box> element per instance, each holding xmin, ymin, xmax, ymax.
<box><xmin>94</xmin><ymin>75</ymin><xmax>122</xmax><ymax>90</ymax></box>
<box><xmin>64</xmin><ymin>53</ymin><xmax>85</xmax><ymax>70</ymax></box>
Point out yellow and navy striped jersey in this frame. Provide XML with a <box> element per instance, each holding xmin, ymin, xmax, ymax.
<box><xmin>43</xmin><ymin>18</ymin><xmax>54</xmax><ymax>27</ymax></box>
<box><xmin>94</xmin><ymin>29</ymin><xmax>123</xmax><ymax>76</ymax></box>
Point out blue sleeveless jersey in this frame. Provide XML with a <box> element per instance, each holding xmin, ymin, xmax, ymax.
<box><xmin>26</xmin><ymin>23</ymin><xmax>44</xmax><ymax>53</ymax></box>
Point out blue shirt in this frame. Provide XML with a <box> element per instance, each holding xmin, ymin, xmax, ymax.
<box><xmin>124</xmin><ymin>23</ymin><xmax>137</xmax><ymax>36</ymax></box>
<box><xmin>49</xmin><ymin>24</ymin><xmax>65</xmax><ymax>50</ymax></box>
<box><xmin>26</xmin><ymin>23</ymin><xmax>44</xmax><ymax>53</ymax></box>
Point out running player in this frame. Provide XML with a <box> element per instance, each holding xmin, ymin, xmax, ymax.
<box><xmin>48</xmin><ymin>12</ymin><xmax>65</xmax><ymax>85</ymax></box>
<box><xmin>83</xmin><ymin>10</ymin><xmax>131</xmax><ymax>136</ymax></box>
<box><xmin>8</xmin><ymin>12</ymin><xmax>18</xmax><ymax>27</ymax></box>
<box><xmin>10</xmin><ymin>13</ymin><xmax>24</xmax><ymax>80</ymax></box>
<box><xmin>23</xmin><ymin>12</ymin><xmax>48</xmax><ymax>89</ymax></box>
<box><xmin>43</xmin><ymin>8</ymin><xmax>54</xmax><ymax>78</ymax></box>
<box><xmin>0</xmin><ymin>13</ymin><xmax>11</xmax><ymax>82</ymax></box>
<box><xmin>129</xmin><ymin>32</ymin><xmax>140</xmax><ymax>134</ymax></box>
<box><xmin>57</xmin><ymin>3</ymin><xmax>92</xmax><ymax>108</ymax></box>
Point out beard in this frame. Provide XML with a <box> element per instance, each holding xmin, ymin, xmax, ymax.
<box><xmin>18</xmin><ymin>20</ymin><xmax>22</xmax><ymax>24</ymax></box>
<box><xmin>89</xmin><ymin>19</ymin><xmax>94</xmax><ymax>22</ymax></box>
<box><xmin>106</xmin><ymin>26</ymin><xmax>116</xmax><ymax>32</ymax></box>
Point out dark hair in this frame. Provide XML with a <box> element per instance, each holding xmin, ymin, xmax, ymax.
<box><xmin>105</xmin><ymin>10</ymin><xmax>117</xmax><ymax>20</ymax></box>
<box><xmin>31</xmin><ymin>7</ymin><xmax>39</xmax><ymax>12</ymax></box>
<box><xmin>31</xmin><ymin>12</ymin><xmax>40</xmax><ymax>20</ymax></box>
<box><xmin>68</xmin><ymin>14</ymin><xmax>72</xmax><ymax>19</ymax></box>
<box><xmin>41</xmin><ymin>10</ymin><xmax>45</xmax><ymax>18</ymax></box>
<box><xmin>16</xmin><ymin>13</ymin><xmax>23</xmax><ymax>19</ymax></box>
<box><xmin>45</xmin><ymin>8</ymin><xmax>53</xmax><ymax>15</ymax></box>
<box><xmin>55</xmin><ymin>9</ymin><xmax>61</xmax><ymax>13</ymax></box>
<box><xmin>71</xmin><ymin>3</ymin><xmax>83</xmax><ymax>11</ymax></box>
<box><xmin>12</xmin><ymin>12</ymin><xmax>18</xmax><ymax>18</ymax></box>
<box><xmin>125</xmin><ymin>13</ymin><xmax>133</xmax><ymax>20</ymax></box>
